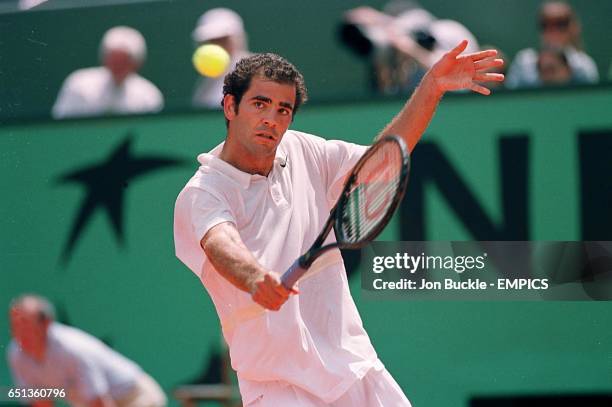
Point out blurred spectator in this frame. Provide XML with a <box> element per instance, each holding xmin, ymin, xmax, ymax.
<box><xmin>506</xmin><ymin>1</ymin><xmax>598</xmax><ymax>89</ymax></box>
<box><xmin>52</xmin><ymin>26</ymin><xmax>164</xmax><ymax>119</ymax></box>
<box><xmin>340</xmin><ymin>0</ymin><xmax>479</xmax><ymax>95</ymax></box>
<box><xmin>538</xmin><ymin>46</ymin><xmax>573</xmax><ymax>85</ymax></box>
<box><xmin>192</xmin><ymin>8</ymin><xmax>251</xmax><ymax>109</ymax></box>
<box><xmin>7</xmin><ymin>294</ymin><xmax>167</xmax><ymax>407</ymax></box>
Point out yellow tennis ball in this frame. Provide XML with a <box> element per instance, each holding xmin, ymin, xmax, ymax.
<box><xmin>192</xmin><ymin>44</ymin><xmax>230</xmax><ymax>78</ymax></box>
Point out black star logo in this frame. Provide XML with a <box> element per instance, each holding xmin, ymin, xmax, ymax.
<box><xmin>56</xmin><ymin>134</ymin><xmax>187</xmax><ymax>264</ymax></box>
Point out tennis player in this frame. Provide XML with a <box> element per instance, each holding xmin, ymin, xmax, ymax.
<box><xmin>174</xmin><ymin>41</ymin><xmax>503</xmax><ymax>406</ymax></box>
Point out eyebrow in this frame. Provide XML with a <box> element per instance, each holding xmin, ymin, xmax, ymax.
<box><xmin>250</xmin><ymin>95</ymin><xmax>294</xmax><ymax>111</ymax></box>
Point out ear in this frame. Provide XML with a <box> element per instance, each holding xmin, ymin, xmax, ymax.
<box><xmin>223</xmin><ymin>94</ymin><xmax>238</xmax><ymax>121</ymax></box>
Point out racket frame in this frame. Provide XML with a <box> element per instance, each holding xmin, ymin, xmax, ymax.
<box><xmin>282</xmin><ymin>135</ymin><xmax>410</xmax><ymax>288</ymax></box>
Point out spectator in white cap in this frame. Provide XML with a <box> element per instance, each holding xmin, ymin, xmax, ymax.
<box><xmin>191</xmin><ymin>8</ymin><xmax>251</xmax><ymax>109</ymax></box>
<box><xmin>52</xmin><ymin>26</ymin><xmax>164</xmax><ymax>119</ymax></box>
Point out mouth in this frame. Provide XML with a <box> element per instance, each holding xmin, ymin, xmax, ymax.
<box><xmin>255</xmin><ymin>132</ymin><xmax>276</xmax><ymax>141</ymax></box>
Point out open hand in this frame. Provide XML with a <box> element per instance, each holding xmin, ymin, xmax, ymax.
<box><xmin>430</xmin><ymin>40</ymin><xmax>504</xmax><ymax>95</ymax></box>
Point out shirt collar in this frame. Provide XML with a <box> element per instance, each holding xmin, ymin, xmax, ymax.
<box><xmin>197</xmin><ymin>140</ymin><xmax>287</xmax><ymax>189</ymax></box>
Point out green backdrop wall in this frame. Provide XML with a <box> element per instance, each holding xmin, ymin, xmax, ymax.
<box><xmin>1</xmin><ymin>86</ymin><xmax>612</xmax><ymax>406</ymax></box>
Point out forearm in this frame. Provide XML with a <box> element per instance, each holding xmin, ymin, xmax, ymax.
<box><xmin>378</xmin><ymin>72</ymin><xmax>443</xmax><ymax>152</ymax></box>
<box><xmin>201</xmin><ymin>223</ymin><xmax>266</xmax><ymax>293</ymax></box>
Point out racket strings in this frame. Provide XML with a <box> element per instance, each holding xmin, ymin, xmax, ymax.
<box><xmin>341</xmin><ymin>144</ymin><xmax>403</xmax><ymax>243</ymax></box>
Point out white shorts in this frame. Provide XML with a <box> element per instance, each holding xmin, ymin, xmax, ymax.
<box><xmin>245</xmin><ymin>366</ymin><xmax>411</xmax><ymax>407</ymax></box>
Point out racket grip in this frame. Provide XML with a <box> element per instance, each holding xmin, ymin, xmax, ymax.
<box><xmin>281</xmin><ymin>259</ymin><xmax>308</xmax><ymax>289</ymax></box>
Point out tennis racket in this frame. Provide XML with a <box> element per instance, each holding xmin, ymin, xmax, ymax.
<box><xmin>281</xmin><ymin>134</ymin><xmax>410</xmax><ymax>289</ymax></box>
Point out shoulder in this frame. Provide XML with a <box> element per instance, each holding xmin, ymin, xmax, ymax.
<box><xmin>282</xmin><ymin>129</ymin><xmax>338</xmax><ymax>154</ymax></box>
<box><xmin>282</xmin><ymin>129</ymin><xmax>326</xmax><ymax>146</ymax></box>
<box><xmin>47</xmin><ymin>323</ymin><xmax>99</xmax><ymax>360</ymax></box>
<box><xmin>566</xmin><ymin>49</ymin><xmax>598</xmax><ymax>69</ymax></box>
<box><xmin>513</xmin><ymin>48</ymin><xmax>538</xmax><ymax>64</ymax></box>
<box><xmin>62</xmin><ymin>67</ymin><xmax>108</xmax><ymax>88</ymax></box>
<box><xmin>176</xmin><ymin>155</ymin><xmax>241</xmax><ymax>209</ymax></box>
<box><xmin>127</xmin><ymin>74</ymin><xmax>162</xmax><ymax>94</ymax></box>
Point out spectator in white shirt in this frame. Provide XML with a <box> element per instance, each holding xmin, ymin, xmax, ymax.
<box><xmin>52</xmin><ymin>26</ymin><xmax>164</xmax><ymax>119</ymax></box>
<box><xmin>506</xmin><ymin>1</ymin><xmax>598</xmax><ymax>89</ymax></box>
<box><xmin>7</xmin><ymin>294</ymin><xmax>166</xmax><ymax>407</ymax></box>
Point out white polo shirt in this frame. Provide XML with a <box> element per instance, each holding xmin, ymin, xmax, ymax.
<box><xmin>174</xmin><ymin>130</ymin><xmax>382</xmax><ymax>404</ymax></box>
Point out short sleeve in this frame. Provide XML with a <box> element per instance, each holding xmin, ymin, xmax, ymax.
<box><xmin>190</xmin><ymin>188</ymin><xmax>236</xmax><ymax>243</ymax></box>
<box><xmin>174</xmin><ymin>184</ymin><xmax>238</xmax><ymax>277</ymax></box>
<box><xmin>322</xmin><ymin>140</ymin><xmax>368</xmax><ymax>204</ymax></box>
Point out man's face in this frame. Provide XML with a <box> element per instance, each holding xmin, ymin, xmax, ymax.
<box><xmin>9</xmin><ymin>306</ymin><xmax>47</xmax><ymax>355</ymax></box>
<box><xmin>104</xmin><ymin>49</ymin><xmax>139</xmax><ymax>85</ymax></box>
<box><xmin>538</xmin><ymin>51</ymin><xmax>571</xmax><ymax>85</ymax></box>
<box><xmin>224</xmin><ymin>76</ymin><xmax>296</xmax><ymax>162</ymax></box>
<box><xmin>539</xmin><ymin>4</ymin><xmax>576</xmax><ymax>47</ymax></box>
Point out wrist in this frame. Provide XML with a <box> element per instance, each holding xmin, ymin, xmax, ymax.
<box><xmin>247</xmin><ymin>270</ymin><xmax>267</xmax><ymax>294</ymax></box>
<box><xmin>422</xmin><ymin>71</ymin><xmax>445</xmax><ymax>99</ymax></box>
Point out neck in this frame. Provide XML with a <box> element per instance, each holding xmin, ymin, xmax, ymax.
<box><xmin>219</xmin><ymin>134</ymin><xmax>276</xmax><ymax>176</ymax></box>
<box><xmin>219</xmin><ymin>148</ymin><xmax>273</xmax><ymax>176</ymax></box>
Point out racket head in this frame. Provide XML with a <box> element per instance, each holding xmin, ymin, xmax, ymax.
<box><xmin>334</xmin><ymin>135</ymin><xmax>410</xmax><ymax>247</ymax></box>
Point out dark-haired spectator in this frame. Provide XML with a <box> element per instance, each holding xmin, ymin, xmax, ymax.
<box><xmin>538</xmin><ymin>46</ymin><xmax>573</xmax><ymax>86</ymax></box>
<box><xmin>506</xmin><ymin>1</ymin><xmax>598</xmax><ymax>89</ymax></box>
<box><xmin>52</xmin><ymin>26</ymin><xmax>164</xmax><ymax>119</ymax></box>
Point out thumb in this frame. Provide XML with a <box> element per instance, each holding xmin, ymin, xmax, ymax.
<box><xmin>447</xmin><ymin>40</ymin><xmax>468</xmax><ymax>58</ymax></box>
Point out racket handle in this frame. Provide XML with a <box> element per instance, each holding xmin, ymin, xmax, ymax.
<box><xmin>281</xmin><ymin>259</ymin><xmax>308</xmax><ymax>289</ymax></box>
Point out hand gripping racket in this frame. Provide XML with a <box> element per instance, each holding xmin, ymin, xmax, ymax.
<box><xmin>281</xmin><ymin>135</ymin><xmax>410</xmax><ymax>289</ymax></box>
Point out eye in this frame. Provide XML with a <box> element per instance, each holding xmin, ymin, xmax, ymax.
<box><xmin>279</xmin><ymin>108</ymin><xmax>291</xmax><ymax>116</ymax></box>
<box><xmin>254</xmin><ymin>101</ymin><xmax>265</xmax><ymax>109</ymax></box>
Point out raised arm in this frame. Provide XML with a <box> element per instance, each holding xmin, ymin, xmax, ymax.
<box><xmin>201</xmin><ymin>222</ymin><xmax>296</xmax><ymax>310</ymax></box>
<box><xmin>378</xmin><ymin>40</ymin><xmax>504</xmax><ymax>151</ymax></box>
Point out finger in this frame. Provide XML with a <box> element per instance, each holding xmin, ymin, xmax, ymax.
<box><xmin>264</xmin><ymin>273</ymin><xmax>290</xmax><ymax>296</ymax></box>
<box><xmin>252</xmin><ymin>290</ymin><xmax>283</xmax><ymax>310</ymax></box>
<box><xmin>470</xmin><ymin>83</ymin><xmax>491</xmax><ymax>95</ymax></box>
<box><xmin>473</xmin><ymin>73</ymin><xmax>505</xmax><ymax>82</ymax></box>
<box><xmin>447</xmin><ymin>40</ymin><xmax>468</xmax><ymax>58</ymax></box>
<box><xmin>474</xmin><ymin>58</ymin><xmax>504</xmax><ymax>71</ymax></box>
<box><xmin>464</xmin><ymin>49</ymin><xmax>498</xmax><ymax>62</ymax></box>
<box><xmin>260</xmin><ymin>286</ymin><xmax>288</xmax><ymax>304</ymax></box>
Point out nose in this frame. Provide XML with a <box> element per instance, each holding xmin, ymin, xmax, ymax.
<box><xmin>262</xmin><ymin>113</ymin><xmax>279</xmax><ymax>129</ymax></box>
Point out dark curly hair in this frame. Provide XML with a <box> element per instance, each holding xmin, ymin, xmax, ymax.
<box><xmin>222</xmin><ymin>53</ymin><xmax>308</xmax><ymax>116</ymax></box>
